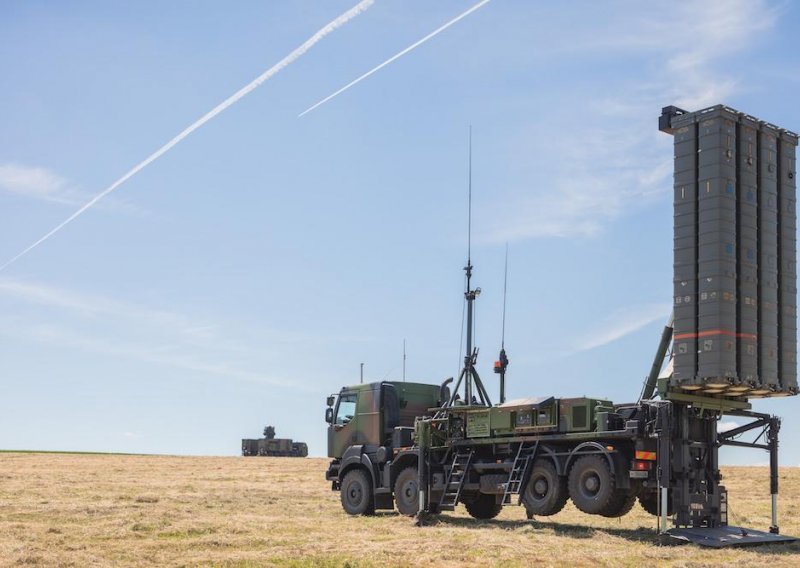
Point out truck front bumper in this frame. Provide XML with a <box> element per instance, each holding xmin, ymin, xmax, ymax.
<box><xmin>325</xmin><ymin>459</ymin><xmax>341</xmax><ymax>490</ymax></box>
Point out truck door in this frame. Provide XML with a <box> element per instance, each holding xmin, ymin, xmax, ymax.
<box><xmin>329</xmin><ymin>391</ymin><xmax>358</xmax><ymax>458</ymax></box>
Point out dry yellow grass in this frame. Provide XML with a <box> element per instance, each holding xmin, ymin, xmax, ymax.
<box><xmin>1</xmin><ymin>453</ymin><xmax>799</xmax><ymax>567</ymax></box>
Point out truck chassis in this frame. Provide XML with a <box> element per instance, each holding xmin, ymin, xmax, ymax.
<box><xmin>326</xmin><ymin>384</ymin><xmax>794</xmax><ymax>547</ymax></box>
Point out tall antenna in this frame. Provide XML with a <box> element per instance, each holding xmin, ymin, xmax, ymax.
<box><xmin>494</xmin><ymin>243</ymin><xmax>510</xmax><ymax>403</ymax></box>
<box><xmin>464</xmin><ymin>125</ymin><xmax>475</xmax><ymax>405</ymax></box>
<box><xmin>403</xmin><ymin>339</ymin><xmax>407</xmax><ymax>382</ymax></box>
<box><xmin>468</xmin><ymin>125</ymin><xmax>472</xmax><ymax>267</ymax></box>
<box><xmin>501</xmin><ymin>243</ymin><xmax>508</xmax><ymax>348</ymax></box>
<box><xmin>441</xmin><ymin>126</ymin><xmax>492</xmax><ymax>410</ymax></box>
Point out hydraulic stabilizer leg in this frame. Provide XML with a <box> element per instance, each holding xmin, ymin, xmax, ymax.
<box><xmin>415</xmin><ymin>418</ymin><xmax>431</xmax><ymax>526</ymax></box>
<box><xmin>769</xmin><ymin>416</ymin><xmax>781</xmax><ymax>534</ymax></box>
<box><xmin>656</xmin><ymin>402</ymin><xmax>673</xmax><ymax>534</ymax></box>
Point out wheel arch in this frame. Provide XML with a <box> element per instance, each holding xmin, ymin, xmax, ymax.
<box><xmin>564</xmin><ymin>441</ymin><xmax>616</xmax><ymax>475</ymax></box>
<box><xmin>536</xmin><ymin>445</ymin><xmax>563</xmax><ymax>476</ymax></box>
<box><xmin>339</xmin><ymin>445</ymin><xmax>377</xmax><ymax>488</ymax></box>
<box><xmin>565</xmin><ymin>441</ymin><xmax>632</xmax><ymax>491</ymax></box>
<box><xmin>390</xmin><ymin>451</ymin><xmax>418</xmax><ymax>489</ymax></box>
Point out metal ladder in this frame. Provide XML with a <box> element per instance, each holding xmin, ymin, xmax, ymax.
<box><xmin>439</xmin><ymin>449</ymin><xmax>474</xmax><ymax>510</ymax></box>
<box><xmin>502</xmin><ymin>441</ymin><xmax>539</xmax><ymax>505</ymax></box>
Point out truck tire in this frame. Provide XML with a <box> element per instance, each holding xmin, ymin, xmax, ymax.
<box><xmin>464</xmin><ymin>494</ymin><xmax>502</xmax><ymax>520</ymax></box>
<box><xmin>394</xmin><ymin>467</ymin><xmax>420</xmax><ymax>516</ymax></box>
<box><xmin>522</xmin><ymin>459</ymin><xmax>568</xmax><ymax>516</ymax></box>
<box><xmin>599</xmin><ymin>490</ymin><xmax>637</xmax><ymax>518</ymax></box>
<box><xmin>568</xmin><ymin>455</ymin><xmax>616</xmax><ymax>515</ymax></box>
<box><xmin>639</xmin><ymin>492</ymin><xmax>674</xmax><ymax>516</ymax></box>
<box><xmin>340</xmin><ymin>469</ymin><xmax>375</xmax><ymax>516</ymax></box>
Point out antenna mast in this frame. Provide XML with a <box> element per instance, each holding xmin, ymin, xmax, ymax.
<box><xmin>494</xmin><ymin>243</ymin><xmax>510</xmax><ymax>403</ymax></box>
<box><xmin>445</xmin><ymin>126</ymin><xmax>492</xmax><ymax>408</ymax></box>
<box><xmin>403</xmin><ymin>339</ymin><xmax>406</xmax><ymax>382</ymax></box>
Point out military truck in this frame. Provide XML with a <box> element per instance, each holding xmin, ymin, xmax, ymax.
<box><xmin>326</xmin><ymin>382</ymin><xmax>660</xmax><ymax>519</ymax></box>
<box><xmin>324</xmin><ymin>104</ymin><xmax>799</xmax><ymax>547</ymax></box>
<box><xmin>242</xmin><ymin>425</ymin><xmax>308</xmax><ymax>457</ymax></box>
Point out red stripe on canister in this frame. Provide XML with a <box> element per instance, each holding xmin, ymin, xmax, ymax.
<box><xmin>674</xmin><ymin>329</ymin><xmax>757</xmax><ymax>341</ymax></box>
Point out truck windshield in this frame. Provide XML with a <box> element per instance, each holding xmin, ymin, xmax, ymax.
<box><xmin>335</xmin><ymin>393</ymin><xmax>357</xmax><ymax>425</ymax></box>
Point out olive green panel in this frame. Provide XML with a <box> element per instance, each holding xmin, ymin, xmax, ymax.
<box><xmin>559</xmin><ymin>398</ymin><xmax>613</xmax><ymax>433</ymax></box>
<box><xmin>390</xmin><ymin>381</ymin><xmax>442</xmax><ymax>426</ymax></box>
<box><xmin>488</xmin><ymin>407</ymin><xmax>512</xmax><ymax>432</ymax></box>
<box><xmin>466</xmin><ymin>411</ymin><xmax>491</xmax><ymax>437</ymax></box>
<box><xmin>489</xmin><ymin>403</ymin><xmax>559</xmax><ymax>435</ymax></box>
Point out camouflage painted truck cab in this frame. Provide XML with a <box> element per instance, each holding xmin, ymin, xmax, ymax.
<box><xmin>325</xmin><ymin>382</ymin><xmax>661</xmax><ymax>519</ymax></box>
<box><xmin>324</xmin><ymin>380</ymin><xmax>444</xmax><ymax>514</ymax></box>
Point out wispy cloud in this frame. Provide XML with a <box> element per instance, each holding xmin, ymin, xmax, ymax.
<box><xmin>0</xmin><ymin>163</ymin><xmax>80</xmax><ymax>205</ymax></box>
<box><xmin>664</xmin><ymin>1</ymin><xmax>777</xmax><ymax>108</ymax></box>
<box><xmin>0</xmin><ymin>277</ymin><xmax>363</xmax><ymax>390</ymax></box>
<box><xmin>572</xmin><ymin>303</ymin><xmax>671</xmax><ymax>353</ymax></box>
<box><xmin>535</xmin><ymin>0</ymin><xmax>777</xmax><ymax>108</ymax></box>
<box><xmin>0</xmin><ymin>277</ymin><xmax>235</xmax><ymax>349</ymax></box>
<box><xmin>481</xmin><ymin>0</ymin><xmax>778</xmax><ymax>242</ymax></box>
<box><xmin>0</xmin><ymin>277</ymin><xmax>370</xmax><ymax>347</ymax></box>
<box><xmin>0</xmin><ymin>277</ymin><xmax>171</xmax><ymax>319</ymax></box>
<box><xmin>0</xmin><ymin>315</ymin><xmax>309</xmax><ymax>390</ymax></box>
<box><xmin>484</xmin><ymin>139</ymin><xmax>673</xmax><ymax>241</ymax></box>
<box><xmin>0</xmin><ymin>163</ymin><xmax>145</xmax><ymax>214</ymax></box>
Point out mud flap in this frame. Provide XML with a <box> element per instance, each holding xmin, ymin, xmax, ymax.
<box><xmin>666</xmin><ymin>526</ymin><xmax>797</xmax><ymax>547</ymax></box>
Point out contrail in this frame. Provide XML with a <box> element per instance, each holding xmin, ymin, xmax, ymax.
<box><xmin>299</xmin><ymin>0</ymin><xmax>491</xmax><ymax>117</ymax></box>
<box><xmin>0</xmin><ymin>0</ymin><xmax>374</xmax><ymax>273</ymax></box>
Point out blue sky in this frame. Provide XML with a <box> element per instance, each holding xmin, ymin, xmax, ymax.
<box><xmin>0</xmin><ymin>0</ymin><xmax>798</xmax><ymax>466</ymax></box>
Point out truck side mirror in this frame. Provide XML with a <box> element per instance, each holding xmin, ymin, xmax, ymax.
<box><xmin>325</xmin><ymin>408</ymin><xmax>334</xmax><ymax>424</ymax></box>
<box><xmin>327</xmin><ymin>396</ymin><xmax>335</xmax><ymax>407</ymax></box>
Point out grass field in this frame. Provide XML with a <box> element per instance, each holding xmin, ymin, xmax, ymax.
<box><xmin>1</xmin><ymin>453</ymin><xmax>799</xmax><ymax>567</ymax></box>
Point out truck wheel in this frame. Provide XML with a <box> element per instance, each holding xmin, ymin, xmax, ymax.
<box><xmin>340</xmin><ymin>469</ymin><xmax>375</xmax><ymax>516</ymax></box>
<box><xmin>568</xmin><ymin>455</ymin><xmax>616</xmax><ymax>515</ymax></box>
<box><xmin>599</xmin><ymin>490</ymin><xmax>637</xmax><ymax>517</ymax></box>
<box><xmin>522</xmin><ymin>459</ymin><xmax>567</xmax><ymax>516</ymax></box>
<box><xmin>464</xmin><ymin>494</ymin><xmax>502</xmax><ymax>520</ymax></box>
<box><xmin>394</xmin><ymin>467</ymin><xmax>420</xmax><ymax>516</ymax></box>
<box><xmin>639</xmin><ymin>492</ymin><xmax>674</xmax><ymax>516</ymax></box>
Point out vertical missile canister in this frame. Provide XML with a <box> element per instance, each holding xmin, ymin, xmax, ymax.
<box><xmin>672</xmin><ymin>111</ymin><xmax>699</xmax><ymax>385</ymax></box>
<box><xmin>737</xmin><ymin>114</ymin><xmax>760</xmax><ymax>391</ymax></box>
<box><xmin>759</xmin><ymin>123</ymin><xmax>781</xmax><ymax>392</ymax></box>
<box><xmin>661</xmin><ymin>105</ymin><xmax>798</xmax><ymax>398</ymax></box>
<box><xmin>779</xmin><ymin>129</ymin><xmax>798</xmax><ymax>394</ymax></box>
<box><xmin>696</xmin><ymin>107</ymin><xmax>738</xmax><ymax>389</ymax></box>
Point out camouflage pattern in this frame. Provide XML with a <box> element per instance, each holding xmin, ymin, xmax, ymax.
<box><xmin>326</xmin><ymin>381</ymin><xmax>442</xmax><ymax>459</ymax></box>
